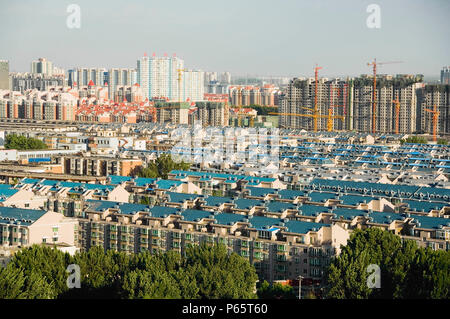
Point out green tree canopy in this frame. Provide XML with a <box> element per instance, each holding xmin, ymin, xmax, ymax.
<box><xmin>257</xmin><ymin>280</ymin><xmax>297</xmax><ymax>299</ymax></box>
<box><xmin>1</xmin><ymin>243</ymin><xmax>258</xmax><ymax>299</ymax></box>
<box><xmin>231</xmin><ymin>104</ymin><xmax>277</xmax><ymax>116</ymax></box>
<box><xmin>325</xmin><ymin>228</ymin><xmax>449</xmax><ymax>299</ymax></box>
<box><xmin>5</xmin><ymin>134</ymin><xmax>47</xmax><ymax>150</ymax></box>
<box><xmin>134</xmin><ymin>154</ymin><xmax>191</xmax><ymax>179</ymax></box>
<box><xmin>400</xmin><ymin>136</ymin><xmax>428</xmax><ymax>145</ymax></box>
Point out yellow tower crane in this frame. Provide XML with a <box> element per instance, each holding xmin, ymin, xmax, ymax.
<box><xmin>176</xmin><ymin>68</ymin><xmax>187</xmax><ymax>102</ymax></box>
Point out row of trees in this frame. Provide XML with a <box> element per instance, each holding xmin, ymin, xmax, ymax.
<box><xmin>132</xmin><ymin>154</ymin><xmax>191</xmax><ymax>180</ymax></box>
<box><xmin>244</xmin><ymin>105</ymin><xmax>278</xmax><ymax>116</ymax></box>
<box><xmin>400</xmin><ymin>136</ymin><xmax>448</xmax><ymax>145</ymax></box>
<box><xmin>325</xmin><ymin>228</ymin><xmax>449</xmax><ymax>299</ymax></box>
<box><xmin>0</xmin><ymin>244</ymin><xmax>258</xmax><ymax>299</ymax></box>
<box><xmin>1</xmin><ymin>228</ymin><xmax>448</xmax><ymax>299</ymax></box>
<box><xmin>5</xmin><ymin>134</ymin><xmax>47</xmax><ymax>150</ymax></box>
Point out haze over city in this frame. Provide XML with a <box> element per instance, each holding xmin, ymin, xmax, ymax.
<box><xmin>1</xmin><ymin>0</ymin><xmax>449</xmax><ymax>77</ymax></box>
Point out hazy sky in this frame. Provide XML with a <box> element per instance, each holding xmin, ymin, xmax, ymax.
<box><xmin>1</xmin><ymin>0</ymin><xmax>448</xmax><ymax>78</ymax></box>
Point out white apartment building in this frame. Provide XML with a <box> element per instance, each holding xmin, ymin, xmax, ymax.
<box><xmin>68</xmin><ymin>68</ymin><xmax>107</xmax><ymax>87</ymax></box>
<box><xmin>182</xmin><ymin>70</ymin><xmax>205</xmax><ymax>101</ymax></box>
<box><xmin>137</xmin><ymin>55</ymin><xmax>184</xmax><ymax>101</ymax></box>
<box><xmin>31</xmin><ymin>58</ymin><xmax>53</xmax><ymax>76</ymax></box>
<box><xmin>108</xmin><ymin>68</ymin><xmax>137</xmax><ymax>100</ymax></box>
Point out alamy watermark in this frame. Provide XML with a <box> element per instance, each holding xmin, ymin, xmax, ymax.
<box><xmin>170</xmin><ymin>123</ymin><xmax>280</xmax><ymax>174</ymax></box>
<box><xmin>66</xmin><ymin>4</ymin><xmax>81</xmax><ymax>29</ymax></box>
<box><xmin>66</xmin><ymin>263</ymin><xmax>81</xmax><ymax>289</ymax></box>
<box><xmin>366</xmin><ymin>264</ymin><xmax>381</xmax><ymax>289</ymax></box>
<box><xmin>366</xmin><ymin>4</ymin><xmax>381</xmax><ymax>29</ymax></box>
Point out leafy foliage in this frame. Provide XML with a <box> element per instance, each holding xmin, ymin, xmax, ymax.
<box><xmin>400</xmin><ymin>136</ymin><xmax>428</xmax><ymax>145</ymax></box>
<box><xmin>233</xmin><ymin>104</ymin><xmax>277</xmax><ymax>116</ymax></box>
<box><xmin>133</xmin><ymin>154</ymin><xmax>191</xmax><ymax>179</ymax></box>
<box><xmin>257</xmin><ymin>280</ymin><xmax>296</xmax><ymax>299</ymax></box>
<box><xmin>1</xmin><ymin>243</ymin><xmax>257</xmax><ymax>299</ymax></box>
<box><xmin>5</xmin><ymin>134</ymin><xmax>47</xmax><ymax>150</ymax></box>
<box><xmin>325</xmin><ymin>228</ymin><xmax>449</xmax><ymax>299</ymax></box>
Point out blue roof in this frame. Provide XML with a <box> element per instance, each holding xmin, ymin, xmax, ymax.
<box><xmin>166</xmin><ymin>192</ymin><xmax>201</xmax><ymax>204</ymax></box>
<box><xmin>309</xmin><ymin>179</ymin><xmax>421</xmax><ymax>198</ymax></box>
<box><xmin>86</xmin><ymin>200</ymin><xmax>148</xmax><ymax>215</ymax></box>
<box><xmin>156</xmin><ymin>179</ymin><xmax>183</xmax><ymax>190</ymax></box>
<box><xmin>203</xmin><ymin>196</ymin><xmax>233</xmax><ymax>207</ymax></box>
<box><xmin>403</xmin><ymin>200</ymin><xmax>447</xmax><ymax>212</ymax></box>
<box><xmin>0</xmin><ymin>186</ymin><xmax>19</xmax><ymax>201</ymax></box>
<box><xmin>410</xmin><ymin>215</ymin><xmax>450</xmax><ymax>230</ymax></box>
<box><xmin>21</xmin><ymin>178</ymin><xmax>41</xmax><ymax>184</ymax></box>
<box><xmin>249</xmin><ymin>215</ymin><xmax>282</xmax><ymax>230</ymax></box>
<box><xmin>28</xmin><ymin>157</ymin><xmax>51</xmax><ymax>163</ymax></box>
<box><xmin>413</xmin><ymin>186</ymin><xmax>450</xmax><ymax>201</ymax></box>
<box><xmin>246</xmin><ymin>186</ymin><xmax>278</xmax><ymax>197</ymax></box>
<box><xmin>234</xmin><ymin>198</ymin><xmax>265</xmax><ymax>210</ymax></box>
<box><xmin>339</xmin><ymin>195</ymin><xmax>377</xmax><ymax>206</ymax></box>
<box><xmin>284</xmin><ymin>220</ymin><xmax>330</xmax><ymax>234</ymax></box>
<box><xmin>278</xmin><ymin>189</ymin><xmax>308</xmax><ymax>200</ymax></box>
<box><xmin>134</xmin><ymin>178</ymin><xmax>157</xmax><ymax>187</ymax></box>
<box><xmin>214</xmin><ymin>213</ymin><xmax>247</xmax><ymax>226</ymax></box>
<box><xmin>298</xmin><ymin>204</ymin><xmax>330</xmax><ymax>216</ymax></box>
<box><xmin>266</xmin><ymin>201</ymin><xmax>296</xmax><ymax>213</ymax></box>
<box><xmin>108</xmin><ymin>175</ymin><xmax>133</xmax><ymax>185</ymax></box>
<box><xmin>0</xmin><ymin>206</ymin><xmax>46</xmax><ymax>226</ymax></box>
<box><xmin>368</xmin><ymin>212</ymin><xmax>403</xmax><ymax>224</ymax></box>
<box><xmin>181</xmin><ymin>209</ymin><xmax>213</xmax><ymax>222</ymax></box>
<box><xmin>308</xmin><ymin>191</ymin><xmax>337</xmax><ymax>203</ymax></box>
<box><xmin>149</xmin><ymin>206</ymin><xmax>179</xmax><ymax>218</ymax></box>
<box><xmin>332</xmin><ymin>208</ymin><xmax>366</xmax><ymax>221</ymax></box>
<box><xmin>116</xmin><ymin>203</ymin><xmax>149</xmax><ymax>215</ymax></box>
<box><xmin>169</xmin><ymin>170</ymin><xmax>275</xmax><ymax>184</ymax></box>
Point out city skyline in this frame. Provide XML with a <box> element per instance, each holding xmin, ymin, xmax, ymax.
<box><xmin>1</xmin><ymin>0</ymin><xmax>448</xmax><ymax>78</ymax></box>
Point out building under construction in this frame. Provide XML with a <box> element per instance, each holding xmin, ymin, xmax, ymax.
<box><xmin>352</xmin><ymin>74</ymin><xmax>424</xmax><ymax>134</ymax></box>
<box><xmin>278</xmin><ymin>74</ymin><xmax>441</xmax><ymax>135</ymax></box>
<box><xmin>419</xmin><ymin>84</ymin><xmax>450</xmax><ymax>136</ymax></box>
<box><xmin>279</xmin><ymin>77</ymin><xmax>349</xmax><ymax>131</ymax></box>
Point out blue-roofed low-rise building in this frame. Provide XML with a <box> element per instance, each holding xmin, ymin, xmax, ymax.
<box><xmin>0</xmin><ymin>206</ymin><xmax>78</xmax><ymax>249</ymax></box>
<box><xmin>164</xmin><ymin>192</ymin><xmax>202</xmax><ymax>209</ymax></box>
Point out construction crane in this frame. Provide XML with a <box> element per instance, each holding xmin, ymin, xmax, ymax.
<box><xmin>282</xmin><ymin>65</ymin><xmax>324</xmax><ymax>131</ymax></box>
<box><xmin>249</xmin><ymin>114</ymin><xmax>255</xmax><ymax>127</ymax></box>
<box><xmin>233</xmin><ymin>86</ymin><xmax>245</xmax><ymax>127</ymax></box>
<box><xmin>392</xmin><ymin>98</ymin><xmax>400</xmax><ymax>134</ymax></box>
<box><xmin>367</xmin><ymin>59</ymin><xmax>403</xmax><ymax>134</ymax></box>
<box><xmin>313</xmin><ymin>65</ymin><xmax>322</xmax><ymax>132</ymax></box>
<box><xmin>425</xmin><ymin>105</ymin><xmax>439</xmax><ymax>142</ymax></box>
<box><xmin>177</xmin><ymin>68</ymin><xmax>187</xmax><ymax>102</ymax></box>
